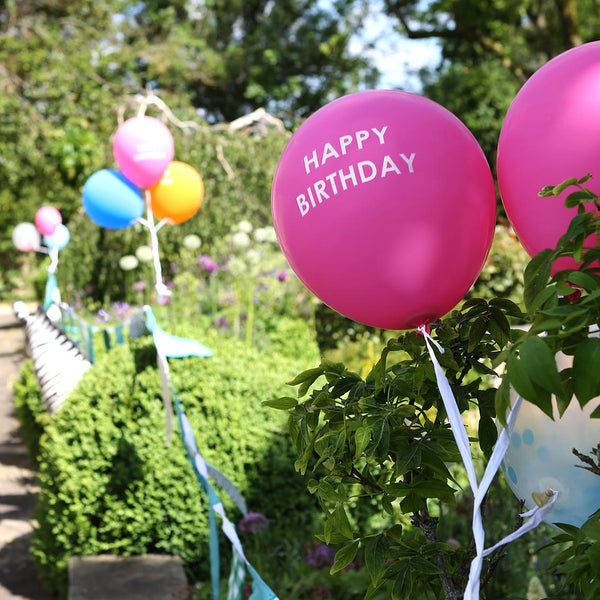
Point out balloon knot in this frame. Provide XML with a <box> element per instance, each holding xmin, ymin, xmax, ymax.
<box><xmin>416</xmin><ymin>324</ymin><xmax>431</xmax><ymax>337</ymax></box>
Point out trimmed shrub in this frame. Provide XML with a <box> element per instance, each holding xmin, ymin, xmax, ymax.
<box><xmin>30</xmin><ymin>323</ymin><xmax>320</xmax><ymax>598</ymax></box>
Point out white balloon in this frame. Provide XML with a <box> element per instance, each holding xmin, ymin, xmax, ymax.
<box><xmin>502</xmin><ymin>352</ymin><xmax>600</xmax><ymax>527</ymax></box>
<box><xmin>12</xmin><ymin>222</ymin><xmax>41</xmax><ymax>252</ymax></box>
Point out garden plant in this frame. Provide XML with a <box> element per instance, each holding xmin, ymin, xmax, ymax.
<box><xmin>268</xmin><ymin>175</ymin><xmax>600</xmax><ymax>599</ymax></box>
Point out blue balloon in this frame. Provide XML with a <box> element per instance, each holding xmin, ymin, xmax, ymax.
<box><xmin>44</xmin><ymin>224</ymin><xmax>70</xmax><ymax>250</ymax></box>
<box><xmin>82</xmin><ymin>169</ymin><xmax>144</xmax><ymax>229</ymax></box>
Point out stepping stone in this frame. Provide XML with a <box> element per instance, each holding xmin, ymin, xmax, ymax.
<box><xmin>68</xmin><ymin>554</ymin><xmax>188</xmax><ymax>600</ymax></box>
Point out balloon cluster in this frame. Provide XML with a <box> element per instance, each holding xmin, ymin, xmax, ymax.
<box><xmin>81</xmin><ymin>113</ymin><xmax>205</xmax><ymax>296</ymax></box>
<box><xmin>271</xmin><ymin>42</ymin><xmax>600</xmax><ymax>528</ymax></box>
<box><xmin>13</xmin><ymin>206</ymin><xmax>70</xmax><ymax>271</ymax></box>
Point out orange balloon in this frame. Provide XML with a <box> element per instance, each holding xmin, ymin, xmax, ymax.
<box><xmin>149</xmin><ymin>161</ymin><xmax>204</xmax><ymax>224</ymax></box>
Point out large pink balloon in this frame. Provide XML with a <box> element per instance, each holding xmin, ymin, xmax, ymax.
<box><xmin>271</xmin><ymin>90</ymin><xmax>496</xmax><ymax>330</ymax></box>
<box><xmin>498</xmin><ymin>42</ymin><xmax>600</xmax><ymax>272</ymax></box>
<box><xmin>113</xmin><ymin>116</ymin><xmax>174</xmax><ymax>188</ymax></box>
<box><xmin>34</xmin><ymin>206</ymin><xmax>62</xmax><ymax>236</ymax></box>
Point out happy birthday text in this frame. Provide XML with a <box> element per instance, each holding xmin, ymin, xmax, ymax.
<box><xmin>296</xmin><ymin>126</ymin><xmax>415</xmax><ymax>217</ymax></box>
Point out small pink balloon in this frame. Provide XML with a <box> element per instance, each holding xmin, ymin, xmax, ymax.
<box><xmin>34</xmin><ymin>206</ymin><xmax>62</xmax><ymax>236</ymax></box>
<box><xmin>498</xmin><ymin>41</ymin><xmax>600</xmax><ymax>273</ymax></box>
<box><xmin>271</xmin><ymin>90</ymin><xmax>496</xmax><ymax>331</ymax></box>
<box><xmin>113</xmin><ymin>116</ymin><xmax>174</xmax><ymax>188</ymax></box>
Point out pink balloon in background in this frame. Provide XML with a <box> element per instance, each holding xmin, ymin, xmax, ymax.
<box><xmin>34</xmin><ymin>206</ymin><xmax>62</xmax><ymax>236</ymax></box>
<box><xmin>271</xmin><ymin>90</ymin><xmax>496</xmax><ymax>331</ymax></box>
<box><xmin>497</xmin><ymin>41</ymin><xmax>600</xmax><ymax>273</ymax></box>
<box><xmin>113</xmin><ymin>116</ymin><xmax>174</xmax><ymax>188</ymax></box>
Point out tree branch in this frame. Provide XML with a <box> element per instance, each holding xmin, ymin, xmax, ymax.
<box><xmin>411</xmin><ymin>503</ymin><xmax>462</xmax><ymax>600</ymax></box>
<box><xmin>573</xmin><ymin>445</ymin><xmax>600</xmax><ymax>476</ymax></box>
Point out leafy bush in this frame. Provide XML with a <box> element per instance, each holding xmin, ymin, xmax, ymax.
<box><xmin>29</xmin><ymin>322</ymin><xmax>320</xmax><ymax>598</ymax></box>
<box><xmin>12</xmin><ymin>360</ymin><xmax>50</xmax><ymax>460</ymax></box>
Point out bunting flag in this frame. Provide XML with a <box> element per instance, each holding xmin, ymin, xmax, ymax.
<box><xmin>145</xmin><ymin>307</ymin><xmax>279</xmax><ymax>600</ymax></box>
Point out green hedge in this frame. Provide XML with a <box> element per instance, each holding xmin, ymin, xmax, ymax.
<box><xmin>22</xmin><ymin>322</ymin><xmax>320</xmax><ymax>598</ymax></box>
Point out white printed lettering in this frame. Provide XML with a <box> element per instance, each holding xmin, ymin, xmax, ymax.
<box><xmin>381</xmin><ymin>155</ymin><xmax>401</xmax><ymax>177</ymax></box>
<box><xmin>338</xmin><ymin>165</ymin><xmax>358</xmax><ymax>190</ymax></box>
<box><xmin>321</xmin><ymin>142</ymin><xmax>340</xmax><ymax>166</ymax></box>
<box><xmin>314</xmin><ymin>180</ymin><xmax>330</xmax><ymax>203</ymax></box>
<box><xmin>339</xmin><ymin>134</ymin><xmax>353</xmax><ymax>155</ymax></box>
<box><xmin>357</xmin><ymin>161</ymin><xmax>377</xmax><ymax>183</ymax></box>
<box><xmin>325</xmin><ymin>172</ymin><xmax>339</xmax><ymax>195</ymax></box>
<box><xmin>307</xmin><ymin>186</ymin><xmax>316</xmax><ymax>207</ymax></box>
<box><xmin>372</xmin><ymin>126</ymin><xmax>388</xmax><ymax>145</ymax></box>
<box><xmin>304</xmin><ymin>150</ymin><xmax>319</xmax><ymax>174</ymax></box>
<box><xmin>400</xmin><ymin>153</ymin><xmax>416</xmax><ymax>173</ymax></box>
<box><xmin>297</xmin><ymin>194</ymin><xmax>309</xmax><ymax>216</ymax></box>
<box><xmin>356</xmin><ymin>130</ymin><xmax>369</xmax><ymax>149</ymax></box>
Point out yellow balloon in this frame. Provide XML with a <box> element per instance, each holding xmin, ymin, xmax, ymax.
<box><xmin>149</xmin><ymin>161</ymin><xmax>205</xmax><ymax>224</ymax></box>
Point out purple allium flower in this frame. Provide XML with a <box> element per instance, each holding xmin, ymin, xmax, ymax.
<box><xmin>112</xmin><ymin>301</ymin><xmax>131</xmax><ymax>318</ymax></box>
<box><xmin>277</xmin><ymin>270</ymin><xmax>290</xmax><ymax>282</ymax></box>
<box><xmin>238</xmin><ymin>512</ymin><xmax>269</xmax><ymax>534</ymax></box>
<box><xmin>96</xmin><ymin>308</ymin><xmax>110</xmax><ymax>323</ymax></box>
<box><xmin>213</xmin><ymin>316</ymin><xmax>230</xmax><ymax>329</ymax></box>
<box><xmin>197</xmin><ymin>254</ymin><xmax>218</xmax><ymax>273</ymax></box>
<box><xmin>132</xmin><ymin>280</ymin><xmax>146</xmax><ymax>292</ymax></box>
<box><xmin>305</xmin><ymin>541</ymin><xmax>336</xmax><ymax>569</ymax></box>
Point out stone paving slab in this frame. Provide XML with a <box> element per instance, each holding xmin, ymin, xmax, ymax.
<box><xmin>0</xmin><ymin>306</ymin><xmax>54</xmax><ymax>599</ymax></box>
<box><xmin>68</xmin><ymin>555</ymin><xmax>188</xmax><ymax>600</ymax></box>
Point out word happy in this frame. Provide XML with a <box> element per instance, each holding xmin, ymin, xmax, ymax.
<box><xmin>296</xmin><ymin>126</ymin><xmax>416</xmax><ymax>217</ymax></box>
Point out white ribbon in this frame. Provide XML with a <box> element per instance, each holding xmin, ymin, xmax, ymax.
<box><xmin>418</xmin><ymin>326</ymin><xmax>555</xmax><ymax>599</ymax></box>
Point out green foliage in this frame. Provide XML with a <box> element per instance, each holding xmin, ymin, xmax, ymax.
<box><xmin>27</xmin><ymin>325</ymin><xmax>320</xmax><ymax>598</ymax></box>
<box><xmin>269</xmin><ymin>298</ymin><xmax>525</xmax><ymax>599</ymax></box>
<box><xmin>272</xmin><ymin>176</ymin><xmax>600</xmax><ymax>598</ymax></box>
<box><xmin>12</xmin><ymin>360</ymin><xmax>51</xmax><ymax>460</ymax></box>
<box><xmin>496</xmin><ymin>174</ymin><xmax>600</xmax><ymax>423</ymax></box>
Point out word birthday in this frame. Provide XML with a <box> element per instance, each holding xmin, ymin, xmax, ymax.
<box><xmin>296</xmin><ymin>126</ymin><xmax>416</xmax><ymax>217</ymax></box>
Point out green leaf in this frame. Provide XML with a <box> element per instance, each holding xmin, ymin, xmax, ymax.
<box><xmin>524</xmin><ymin>249</ymin><xmax>554</xmax><ymax>311</ymax></box>
<box><xmin>478</xmin><ymin>413</ymin><xmax>498</xmax><ymax>459</ymax></box>
<box><xmin>364</xmin><ymin>535</ymin><xmax>385</xmax><ymax>582</ymax></box>
<box><xmin>519</xmin><ymin>337</ymin><xmax>564</xmax><ymax>398</ymax></box>
<box><xmin>391</xmin><ymin>562</ymin><xmax>412</xmax><ymax>599</ymax></box>
<box><xmin>468</xmin><ymin>318</ymin><xmax>487</xmax><ymax>352</ymax></box>
<box><xmin>566</xmin><ymin>270</ymin><xmax>598</xmax><ymax>292</ymax></box>
<box><xmin>333</xmin><ymin>505</ymin><xmax>354</xmax><ymax>539</ymax></box>
<box><xmin>411</xmin><ymin>479</ymin><xmax>456</xmax><ymax>503</ymax></box>
<box><xmin>564</xmin><ymin>188</ymin><xmax>597</xmax><ymax>207</ymax></box>
<box><xmin>261</xmin><ymin>396</ymin><xmax>297</xmax><ymax>410</ymax></box>
<box><xmin>551</xmin><ymin>177</ymin><xmax>579</xmax><ymax>195</ymax></box>
<box><xmin>330</xmin><ymin>540</ymin><xmax>359</xmax><ymax>574</ymax></box>
<box><xmin>394</xmin><ymin>443</ymin><xmax>422</xmax><ymax>476</ymax></box>
<box><xmin>354</xmin><ymin>425</ymin><xmax>372</xmax><ymax>459</ymax></box>
<box><xmin>573</xmin><ymin>338</ymin><xmax>600</xmax><ymax>405</ymax></box>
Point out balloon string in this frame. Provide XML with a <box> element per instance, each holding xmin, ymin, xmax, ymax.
<box><xmin>417</xmin><ymin>326</ymin><xmax>551</xmax><ymax>599</ymax></box>
<box><xmin>47</xmin><ymin>246</ymin><xmax>59</xmax><ymax>274</ymax></box>
<box><xmin>144</xmin><ymin>190</ymin><xmax>171</xmax><ymax>299</ymax></box>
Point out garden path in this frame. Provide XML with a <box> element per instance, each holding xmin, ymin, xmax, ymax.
<box><xmin>0</xmin><ymin>303</ymin><xmax>53</xmax><ymax>599</ymax></box>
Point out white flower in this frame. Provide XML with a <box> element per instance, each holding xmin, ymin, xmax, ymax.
<box><xmin>254</xmin><ymin>226</ymin><xmax>277</xmax><ymax>243</ymax></box>
<box><xmin>135</xmin><ymin>245</ymin><xmax>154</xmax><ymax>263</ymax></box>
<box><xmin>231</xmin><ymin>231</ymin><xmax>251</xmax><ymax>248</ymax></box>
<box><xmin>119</xmin><ymin>255</ymin><xmax>139</xmax><ymax>271</ymax></box>
<box><xmin>183</xmin><ymin>234</ymin><xmax>202</xmax><ymax>250</ymax></box>
<box><xmin>236</xmin><ymin>220</ymin><xmax>253</xmax><ymax>234</ymax></box>
<box><xmin>245</xmin><ymin>248</ymin><xmax>261</xmax><ymax>266</ymax></box>
<box><xmin>228</xmin><ymin>257</ymin><xmax>247</xmax><ymax>276</ymax></box>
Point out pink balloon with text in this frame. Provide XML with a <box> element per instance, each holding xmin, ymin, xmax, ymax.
<box><xmin>498</xmin><ymin>41</ymin><xmax>600</xmax><ymax>273</ymax></box>
<box><xmin>271</xmin><ymin>90</ymin><xmax>496</xmax><ymax>330</ymax></box>
<box><xmin>113</xmin><ymin>116</ymin><xmax>174</xmax><ymax>188</ymax></box>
